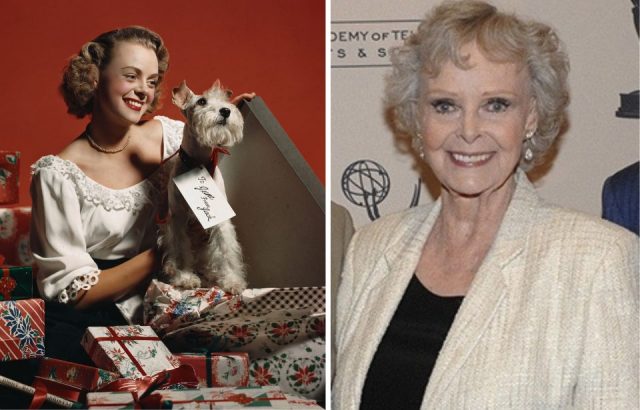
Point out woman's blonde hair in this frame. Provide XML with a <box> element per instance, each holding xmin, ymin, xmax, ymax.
<box><xmin>386</xmin><ymin>0</ymin><xmax>570</xmax><ymax>170</ymax></box>
<box><xmin>60</xmin><ymin>26</ymin><xmax>169</xmax><ymax>118</ymax></box>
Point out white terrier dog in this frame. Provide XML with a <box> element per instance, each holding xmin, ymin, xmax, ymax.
<box><xmin>158</xmin><ymin>80</ymin><xmax>247</xmax><ymax>293</ymax></box>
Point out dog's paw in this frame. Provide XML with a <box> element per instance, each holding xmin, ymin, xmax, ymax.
<box><xmin>162</xmin><ymin>261</ymin><xmax>178</xmax><ymax>278</ymax></box>
<box><xmin>219</xmin><ymin>275</ymin><xmax>247</xmax><ymax>295</ymax></box>
<box><xmin>170</xmin><ymin>270</ymin><xmax>202</xmax><ymax>290</ymax></box>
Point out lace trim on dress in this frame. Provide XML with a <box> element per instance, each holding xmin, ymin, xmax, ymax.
<box><xmin>30</xmin><ymin>117</ymin><xmax>181</xmax><ymax>214</ymax></box>
<box><xmin>57</xmin><ymin>270</ymin><xmax>101</xmax><ymax>304</ymax></box>
<box><xmin>31</xmin><ymin>156</ymin><xmax>162</xmax><ymax>214</ymax></box>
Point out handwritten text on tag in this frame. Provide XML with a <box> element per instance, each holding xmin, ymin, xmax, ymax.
<box><xmin>173</xmin><ymin>166</ymin><xmax>235</xmax><ymax>229</ymax></box>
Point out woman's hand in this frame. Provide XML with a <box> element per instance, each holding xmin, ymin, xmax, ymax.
<box><xmin>231</xmin><ymin>92</ymin><xmax>256</xmax><ymax>105</ymax></box>
<box><xmin>73</xmin><ymin>248</ymin><xmax>158</xmax><ymax>309</ymax></box>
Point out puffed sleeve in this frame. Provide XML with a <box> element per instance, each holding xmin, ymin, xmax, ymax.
<box><xmin>155</xmin><ymin>116</ymin><xmax>184</xmax><ymax>160</ymax></box>
<box><xmin>574</xmin><ymin>234</ymin><xmax>639</xmax><ymax>408</ymax></box>
<box><xmin>30</xmin><ymin>163</ymin><xmax>100</xmax><ymax>304</ymax></box>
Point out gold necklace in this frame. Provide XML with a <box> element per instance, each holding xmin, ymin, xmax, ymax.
<box><xmin>85</xmin><ymin>128</ymin><xmax>131</xmax><ymax>154</ymax></box>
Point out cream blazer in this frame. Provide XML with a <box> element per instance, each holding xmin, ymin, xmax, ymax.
<box><xmin>334</xmin><ymin>172</ymin><xmax>638</xmax><ymax>409</ymax></box>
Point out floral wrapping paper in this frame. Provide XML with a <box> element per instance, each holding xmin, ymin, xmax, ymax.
<box><xmin>36</xmin><ymin>357</ymin><xmax>120</xmax><ymax>391</ymax></box>
<box><xmin>144</xmin><ymin>282</ymin><xmax>326</xmax><ymax>401</ymax></box>
<box><xmin>0</xmin><ymin>298</ymin><xmax>44</xmax><ymax>361</ymax></box>
<box><xmin>86</xmin><ymin>386</ymin><xmax>322</xmax><ymax>409</ymax></box>
<box><xmin>175</xmin><ymin>352</ymin><xmax>250</xmax><ymax>388</ymax></box>
<box><xmin>81</xmin><ymin>325</ymin><xmax>180</xmax><ymax>379</ymax></box>
<box><xmin>144</xmin><ymin>280</ymin><xmax>241</xmax><ymax>336</ymax></box>
<box><xmin>0</xmin><ymin>207</ymin><xmax>33</xmax><ymax>266</ymax></box>
<box><xmin>0</xmin><ymin>151</ymin><xmax>19</xmax><ymax>204</ymax></box>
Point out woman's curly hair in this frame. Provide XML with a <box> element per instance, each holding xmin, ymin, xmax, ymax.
<box><xmin>386</xmin><ymin>0</ymin><xmax>570</xmax><ymax>170</ymax></box>
<box><xmin>60</xmin><ymin>26</ymin><xmax>169</xmax><ymax>118</ymax></box>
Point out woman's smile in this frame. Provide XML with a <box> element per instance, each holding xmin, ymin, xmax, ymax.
<box><xmin>124</xmin><ymin>97</ymin><xmax>144</xmax><ymax>111</ymax></box>
<box><xmin>448</xmin><ymin>151</ymin><xmax>495</xmax><ymax>167</ymax></box>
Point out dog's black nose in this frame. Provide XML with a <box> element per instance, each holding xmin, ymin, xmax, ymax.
<box><xmin>219</xmin><ymin>108</ymin><xmax>231</xmax><ymax>118</ymax></box>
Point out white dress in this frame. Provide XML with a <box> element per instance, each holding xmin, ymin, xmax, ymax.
<box><xmin>30</xmin><ymin>116</ymin><xmax>184</xmax><ymax>323</ymax></box>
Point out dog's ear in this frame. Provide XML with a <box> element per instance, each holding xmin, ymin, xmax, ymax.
<box><xmin>172</xmin><ymin>80</ymin><xmax>194</xmax><ymax>110</ymax></box>
<box><xmin>212</xmin><ymin>79</ymin><xmax>232</xmax><ymax>96</ymax></box>
<box><xmin>207</xmin><ymin>79</ymin><xmax>232</xmax><ymax>100</ymax></box>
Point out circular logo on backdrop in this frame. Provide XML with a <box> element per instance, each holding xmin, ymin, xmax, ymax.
<box><xmin>341</xmin><ymin>160</ymin><xmax>391</xmax><ymax>220</ymax></box>
<box><xmin>341</xmin><ymin>159</ymin><xmax>422</xmax><ymax>221</ymax></box>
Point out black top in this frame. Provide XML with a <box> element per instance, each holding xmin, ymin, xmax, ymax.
<box><xmin>360</xmin><ymin>274</ymin><xmax>464</xmax><ymax>410</ymax></box>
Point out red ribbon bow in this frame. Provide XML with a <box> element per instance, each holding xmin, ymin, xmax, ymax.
<box><xmin>209</xmin><ymin>146</ymin><xmax>230</xmax><ymax>176</ymax></box>
<box><xmin>96</xmin><ymin>365</ymin><xmax>199</xmax><ymax>408</ymax></box>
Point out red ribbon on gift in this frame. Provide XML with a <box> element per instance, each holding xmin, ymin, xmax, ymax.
<box><xmin>94</xmin><ymin>365</ymin><xmax>198</xmax><ymax>408</ymax></box>
<box><xmin>29</xmin><ymin>377</ymin><xmax>83</xmax><ymax>408</ymax></box>
<box><xmin>89</xmin><ymin>327</ymin><xmax>162</xmax><ymax>377</ymax></box>
<box><xmin>168</xmin><ymin>393</ymin><xmax>287</xmax><ymax>406</ymax></box>
<box><xmin>28</xmin><ymin>383</ymin><xmax>47</xmax><ymax>410</ymax></box>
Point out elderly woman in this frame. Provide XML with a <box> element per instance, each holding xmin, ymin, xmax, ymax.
<box><xmin>333</xmin><ymin>1</ymin><xmax>638</xmax><ymax>409</ymax></box>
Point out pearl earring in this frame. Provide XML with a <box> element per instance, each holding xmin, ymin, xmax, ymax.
<box><xmin>524</xmin><ymin>147</ymin><xmax>534</xmax><ymax>161</ymax></box>
<box><xmin>413</xmin><ymin>135</ymin><xmax>425</xmax><ymax>161</ymax></box>
<box><xmin>524</xmin><ymin>130</ymin><xmax>535</xmax><ymax>161</ymax></box>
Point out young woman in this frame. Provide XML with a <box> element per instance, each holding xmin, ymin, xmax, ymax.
<box><xmin>30</xmin><ymin>26</ymin><xmax>250</xmax><ymax>363</ymax></box>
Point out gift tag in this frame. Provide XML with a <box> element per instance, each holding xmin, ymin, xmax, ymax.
<box><xmin>173</xmin><ymin>166</ymin><xmax>235</xmax><ymax>229</ymax></box>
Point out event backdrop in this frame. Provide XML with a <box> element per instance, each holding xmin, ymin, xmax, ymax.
<box><xmin>332</xmin><ymin>0</ymin><xmax>639</xmax><ymax>228</ymax></box>
<box><xmin>0</xmin><ymin>0</ymin><xmax>325</xmax><ymax>207</ymax></box>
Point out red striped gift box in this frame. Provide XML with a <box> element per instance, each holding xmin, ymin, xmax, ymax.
<box><xmin>0</xmin><ymin>298</ymin><xmax>45</xmax><ymax>361</ymax></box>
<box><xmin>36</xmin><ymin>357</ymin><xmax>119</xmax><ymax>391</ymax></box>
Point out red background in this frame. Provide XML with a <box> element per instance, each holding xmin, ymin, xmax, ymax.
<box><xmin>0</xmin><ymin>0</ymin><xmax>325</xmax><ymax>207</ymax></box>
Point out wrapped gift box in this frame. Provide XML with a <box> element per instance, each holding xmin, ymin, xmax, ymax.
<box><xmin>175</xmin><ymin>352</ymin><xmax>249</xmax><ymax>387</ymax></box>
<box><xmin>0</xmin><ymin>207</ymin><xmax>32</xmax><ymax>266</ymax></box>
<box><xmin>151</xmin><ymin>386</ymin><xmax>323</xmax><ymax>409</ymax></box>
<box><xmin>0</xmin><ymin>265</ymin><xmax>32</xmax><ymax>301</ymax></box>
<box><xmin>81</xmin><ymin>325</ymin><xmax>180</xmax><ymax>379</ymax></box>
<box><xmin>36</xmin><ymin>357</ymin><xmax>119</xmax><ymax>391</ymax></box>
<box><xmin>144</xmin><ymin>279</ymin><xmax>241</xmax><ymax>336</ymax></box>
<box><xmin>283</xmin><ymin>394</ymin><xmax>324</xmax><ymax>408</ymax></box>
<box><xmin>85</xmin><ymin>391</ymin><xmax>137</xmax><ymax>410</ymax></box>
<box><xmin>149</xmin><ymin>285</ymin><xmax>325</xmax><ymax>341</ymax></box>
<box><xmin>156</xmin><ymin>285</ymin><xmax>326</xmax><ymax>401</ymax></box>
<box><xmin>80</xmin><ymin>365</ymin><xmax>199</xmax><ymax>409</ymax></box>
<box><xmin>0</xmin><ymin>298</ymin><xmax>44</xmax><ymax>361</ymax></box>
<box><xmin>247</xmin><ymin>333</ymin><xmax>325</xmax><ymax>400</ymax></box>
<box><xmin>0</xmin><ymin>151</ymin><xmax>19</xmax><ymax>205</ymax></box>
<box><xmin>32</xmin><ymin>377</ymin><xmax>86</xmax><ymax>404</ymax></box>
<box><xmin>87</xmin><ymin>386</ymin><xmax>322</xmax><ymax>409</ymax></box>
<box><xmin>158</xmin><ymin>386</ymin><xmax>288</xmax><ymax>409</ymax></box>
